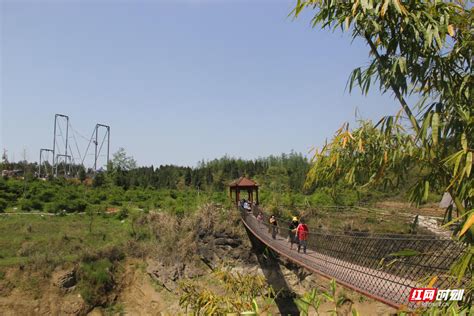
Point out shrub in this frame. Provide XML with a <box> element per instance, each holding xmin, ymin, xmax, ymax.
<box><xmin>309</xmin><ymin>190</ymin><xmax>333</xmax><ymax>206</ymax></box>
<box><xmin>18</xmin><ymin>198</ymin><xmax>43</xmax><ymax>211</ymax></box>
<box><xmin>81</xmin><ymin>246</ymin><xmax>125</xmax><ymax>263</ymax></box>
<box><xmin>78</xmin><ymin>258</ymin><xmax>114</xmax><ymax>306</ymax></box>
<box><xmin>88</xmin><ymin>191</ymin><xmax>107</xmax><ymax>204</ymax></box>
<box><xmin>0</xmin><ymin>198</ymin><xmax>7</xmax><ymax>212</ymax></box>
<box><xmin>334</xmin><ymin>188</ymin><xmax>359</xmax><ymax>206</ymax></box>
<box><xmin>116</xmin><ymin>206</ymin><xmax>129</xmax><ymax>220</ymax></box>
<box><xmin>37</xmin><ymin>189</ymin><xmax>55</xmax><ymax>203</ymax></box>
<box><xmin>92</xmin><ymin>173</ymin><xmax>106</xmax><ymax>188</ymax></box>
<box><xmin>170</xmin><ymin>190</ymin><xmax>178</xmax><ymax>199</ymax></box>
<box><xmin>45</xmin><ymin>201</ymin><xmax>65</xmax><ymax>213</ymax></box>
<box><xmin>69</xmin><ymin>199</ymin><xmax>88</xmax><ymax>213</ymax></box>
<box><xmin>44</xmin><ymin>198</ymin><xmax>88</xmax><ymax>213</ymax></box>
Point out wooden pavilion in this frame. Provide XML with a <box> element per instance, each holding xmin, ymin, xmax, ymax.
<box><xmin>229</xmin><ymin>176</ymin><xmax>259</xmax><ymax>206</ymax></box>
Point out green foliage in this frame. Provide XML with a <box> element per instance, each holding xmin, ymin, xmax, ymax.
<box><xmin>113</xmin><ymin>152</ymin><xmax>310</xmax><ymax>192</ymax></box>
<box><xmin>294</xmin><ymin>288</ymin><xmax>321</xmax><ymax>316</ymax></box>
<box><xmin>110</xmin><ymin>147</ymin><xmax>137</xmax><ymax>171</ymax></box>
<box><xmin>116</xmin><ymin>206</ymin><xmax>129</xmax><ymax>220</ymax></box>
<box><xmin>92</xmin><ymin>172</ymin><xmax>106</xmax><ymax>188</ymax></box>
<box><xmin>44</xmin><ymin>198</ymin><xmax>87</xmax><ymax>213</ymax></box>
<box><xmin>78</xmin><ymin>258</ymin><xmax>114</xmax><ymax>306</ymax></box>
<box><xmin>179</xmin><ymin>268</ymin><xmax>276</xmax><ymax>315</ymax></box>
<box><xmin>296</xmin><ymin>279</ymin><xmax>355</xmax><ymax>316</ymax></box>
<box><xmin>0</xmin><ymin>198</ymin><xmax>7</xmax><ymax>212</ymax></box>
<box><xmin>295</xmin><ymin>0</ymin><xmax>473</xmax><ymax>236</ymax></box>
<box><xmin>294</xmin><ymin>0</ymin><xmax>473</xmax><ymax>305</ymax></box>
<box><xmin>79</xmin><ymin>168</ymin><xmax>87</xmax><ymax>183</ymax></box>
<box><xmin>37</xmin><ymin>189</ymin><xmax>55</xmax><ymax>203</ymax></box>
<box><xmin>18</xmin><ymin>197</ymin><xmax>43</xmax><ymax>211</ymax></box>
<box><xmin>308</xmin><ymin>189</ymin><xmax>333</xmax><ymax>206</ymax></box>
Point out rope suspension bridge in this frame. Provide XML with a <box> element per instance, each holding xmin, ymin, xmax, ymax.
<box><xmin>240</xmin><ymin>207</ymin><xmax>469</xmax><ymax>309</ymax></box>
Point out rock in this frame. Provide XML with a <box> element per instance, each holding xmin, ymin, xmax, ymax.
<box><xmin>213</xmin><ymin>230</ymin><xmax>229</xmax><ymax>238</ymax></box>
<box><xmin>197</xmin><ymin>246</ymin><xmax>216</xmax><ymax>268</ymax></box>
<box><xmin>184</xmin><ymin>264</ymin><xmax>205</xmax><ymax>279</ymax></box>
<box><xmin>214</xmin><ymin>238</ymin><xmax>242</xmax><ymax>248</ymax></box>
<box><xmin>60</xmin><ymin>293</ymin><xmax>87</xmax><ymax>315</ymax></box>
<box><xmin>197</xmin><ymin>228</ymin><xmax>206</xmax><ymax>239</ymax></box>
<box><xmin>146</xmin><ymin>260</ymin><xmax>194</xmax><ymax>292</ymax></box>
<box><xmin>52</xmin><ymin>269</ymin><xmax>77</xmax><ymax>291</ymax></box>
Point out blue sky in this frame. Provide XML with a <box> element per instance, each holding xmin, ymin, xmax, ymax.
<box><xmin>1</xmin><ymin>0</ymin><xmax>401</xmax><ymax>167</ymax></box>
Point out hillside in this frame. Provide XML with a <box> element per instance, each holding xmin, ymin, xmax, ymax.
<box><xmin>0</xmin><ymin>204</ymin><xmax>403</xmax><ymax>315</ymax></box>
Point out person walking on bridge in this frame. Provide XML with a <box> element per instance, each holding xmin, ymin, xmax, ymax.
<box><xmin>288</xmin><ymin>216</ymin><xmax>299</xmax><ymax>250</ymax></box>
<box><xmin>269</xmin><ymin>215</ymin><xmax>278</xmax><ymax>239</ymax></box>
<box><xmin>256</xmin><ymin>211</ymin><xmax>264</xmax><ymax>228</ymax></box>
<box><xmin>296</xmin><ymin>218</ymin><xmax>309</xmax><ymax>254</ymax></box>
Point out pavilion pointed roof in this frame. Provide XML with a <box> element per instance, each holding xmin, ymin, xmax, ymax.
<box><xmin>229</xmin><ymin>176</ymin><xmax>258</xmax><ymax>188</ymax></box>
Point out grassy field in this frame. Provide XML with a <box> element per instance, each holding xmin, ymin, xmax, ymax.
<box><xmin>0</xmin><ymin>212</ymin><xmax>133</xmax><ymax>268</ymax></box>
<box><xmin>0</xmin><ymin>202</ymin><xmax>436</xmax><ymax>270</ymax></box>
<box><xmin>0</xmin><ymin>210</ymin><xmax>155</xmax><ymax>308</ymax></box>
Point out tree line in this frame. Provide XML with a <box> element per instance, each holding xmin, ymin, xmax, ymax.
<box><xmin>1</xmin><ymin>150</ymin><xmax>310</xmax><ymax>193</ymax></box>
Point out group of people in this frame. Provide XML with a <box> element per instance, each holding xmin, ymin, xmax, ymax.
<box><xmin>257</xmin><ymin>213</ymin><xmax>309</xmax><ymax>254</ymax></box>
<box><xmin>287</xmin><ymin>216</ymin><xmax>309</xmax><ymax>254</ymax></box>
<box><xmin>239</xmin><ymin>199</ymin><xmax>253</xmax><ymax>212</ymax></box>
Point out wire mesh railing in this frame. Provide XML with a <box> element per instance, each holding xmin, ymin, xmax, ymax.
<box><xmin>240</xmin><ymin>206</ymin><xmax>470</xmax><ymax>308</ymax></box>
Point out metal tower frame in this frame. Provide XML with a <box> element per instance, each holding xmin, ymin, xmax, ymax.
<box><xmin>94</xmin><ymin>124</ymin><xmax>110</xmax><ymax>172</ymax></box>
<box><xmin>53</xmin><ymin>114</ymin><xmax>69</xmax><ymax>176</ymax></box>
<box><xmin>39</xmin><ymin>114</ymin><xmax>111</xmax><ymax>177</ymax></box>
<box><xmin>55</xmin><ymin>154</ymin><xmax>72</xmax><ymax>177</ymax></box>
<box><xmin>38</xmin><ymin>148</ymin><xmax>54</xmax><ymax>178</ymax></box>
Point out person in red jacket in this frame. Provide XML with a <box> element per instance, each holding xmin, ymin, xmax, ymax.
<box><xmin>296</xmin><ymin>218</ymin><xmax>309</xmax><ymax>254</ymax></box>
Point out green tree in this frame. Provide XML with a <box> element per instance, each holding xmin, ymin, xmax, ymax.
<box><xmin>92</xmin><ymin>172</ymin><xmax>106</xmax><ymax>188</ymax></box>
<box><xmin>79</xmin><ymin>168</ymin><xmax>87</xmax><ymax>183</ymax></box>
<box><xmin>1</xmin><ymin>149</ymin><xmax>9</xmax><ymax>170</ymax></box>
<box><xmin>111</xmin><ymin>148</ymin><xmax>137</xmax><ymax>171</ymax></box>
<box><xmin>295</xmin><ymin>0</ymin><xmax>472</xmax><ymax>231</ymax></box>
<box><xmin>294</xmin><ymin>0</ymin><xmax>473</xmax><ymax>295</ymax></box>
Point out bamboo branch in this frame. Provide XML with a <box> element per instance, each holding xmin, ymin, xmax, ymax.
<box><xmin>364</xmin><ymin>33</ymin><xmax>421</xmax><ymax>135</ymax></box>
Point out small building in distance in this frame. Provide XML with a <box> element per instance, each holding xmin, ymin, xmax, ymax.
<box><xmin>229</xmin><ymin>176</ymin><xmax>259</xmax><ymax>206</ymax></box>
<box><xmin>1</xmin><ymin>169</ymin><xmax>23</xmax><ymax>178</ymax></box>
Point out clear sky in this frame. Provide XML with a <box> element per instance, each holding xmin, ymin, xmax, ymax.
<box><xmin>1</xmin><ymin>0</ymin><xmax>401</xmax><ymax>168</ymax></box>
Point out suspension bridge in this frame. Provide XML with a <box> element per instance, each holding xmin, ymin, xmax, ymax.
<box><xmin>240</xmin><ymin>207</ymin><xmax>469</xmax><ymax>309</ymax></box>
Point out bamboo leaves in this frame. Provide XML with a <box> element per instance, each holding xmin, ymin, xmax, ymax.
<box><xmin>297</xmin><ymin>0</ymin><xmax>472</xmax><ymax>215</ymax></box>
<box><xmin>466</xmin><ymin>152</ymin><xmax>472</xmax><ymax>178</ymax></box>
<box><xmin>178</xmin><ymin>268</ymin><xmax>276</xmax><ymax>315</ymax></box>
<box><xmin>459</xmin><ymin>212</ymin><xmax>474</xmax><ymax>237</ymax></box>
<box><xmin>431</xmin><ymin>112</ymin><xmax>439</xmax><ymax>146</ymax></box>
<box><xmin>294</xmin><ymin>1</ymin><xmax>473</xmax><ymax>309</ymax></box>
